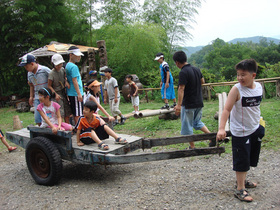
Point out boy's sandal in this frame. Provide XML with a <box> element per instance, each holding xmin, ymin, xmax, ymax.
<box><xmin>234</xmin><ymin>189</ymin><xmax>253</xmax><ymax>202</ymax></box>
<box><xmin>98</xmin><ymin>142</ymin><xmax>109</xmax><ymax>150</ymax></box>
<box><xmin>115</xmin><ymin>137</ymin><xmax>127</xmax><ymax>144</ymax></box>
<box><xmin>8</xmin><ymin>146</ymin><xmax>17</xmax><ymax>152</ymax></box>
<box><xmin>245</xmin><ymin>180</ymin><xmax>257</xmax><ymax>188</ymax></box>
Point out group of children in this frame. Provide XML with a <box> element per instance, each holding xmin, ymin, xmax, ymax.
<box><xmin>1</xmin><ymin>49</ymin><xmax>264</xmax><ymax>202</ymax></box>
<box><xmin>13</xmin><ymin>47</ymin><xmax>128</xmax><ymax>151</ymax></box>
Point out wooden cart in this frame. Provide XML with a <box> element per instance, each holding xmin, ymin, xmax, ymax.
<box><xmin>6</xmin><ymin>126</ymin><xmax>230</xmax><ymax>186</ymax></box>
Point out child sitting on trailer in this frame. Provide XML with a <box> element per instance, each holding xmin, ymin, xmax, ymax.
<box><xmin>37</xmin><ymin>88</ymin><xmax>73</xmax><ymax>134</ymax></box>
<box><xmin>76</xmin><ymin>101</ymin><xmax>127</xmax><ymax>150</ymax></box>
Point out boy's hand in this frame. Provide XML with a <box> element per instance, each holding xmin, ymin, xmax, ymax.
<box><xmin>55</xmin><ymin>93</ymin><xmax>61</xmax><ymax>101</ymax></box>
<box><xmin>127</xmin><ymin>94</ymin><xmax>130</xmax><ymax>97</ymax></box>
<box><xmin>77</xmin><ymin>142</ymin><xmax>84</xmax><ymax>146</ymax></box>
<box><xmin>29</xmin><ymin>97</ymin><xmax>34</xmax><ymax>106</ymax></box>
<box><xmin>109</xmin><ymin>116</ymin><xmax>115</xmax><ymax>122</ymax></box>
<box><xmin>165</xmin><ymin>83</ymin><xmax>169</xmax><ymax>88</ymax></box>
<box><xmin>174</xmin><ymin>104</ymin><xmax>181</xmax><ymax>116</ymax></box>
<box><xmin>216</xmin><ymin>129</ymin><xmax>226</xmax><ymax>141</ymax></box>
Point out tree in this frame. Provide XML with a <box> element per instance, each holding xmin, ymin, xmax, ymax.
<box><xmin>99</xmin><ymin>0</ymin><xmax>141</xmax><ymax>25</ymax></box>
<box><xmin>143</xmin><ymin>0</ymin><xmax>201</xmax><ymax>52</ymax></box>
<box><xmin>93</xmin><ymin>23</ymin><xmax>168</xmax><ymax>87</ymax></box>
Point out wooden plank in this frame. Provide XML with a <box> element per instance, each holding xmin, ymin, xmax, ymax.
<box><xmin>95</xmin><ymin>147</ymin><xmax>225</xmax><ymax>165</ymax></box>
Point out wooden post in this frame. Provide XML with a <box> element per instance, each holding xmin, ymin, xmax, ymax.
<box><xmin>97</xmin><ymin>40</ymin><xmax>108</xmax><ymax>102</ymax></box>
<box><xmin>13</xmin><ymin>115</ymin><xmax>23</xmax><ymax>130</ymax></box>
<box><xmin>145</xmin><ymin>90</ymin><xmax>149</xmax><ymax>103</ymax></box>
<box><xmin>207</xmin><ymin>86</ymin><xmax>211</xmax><ymax>101</ymax></box>
<box><xmin>260</xmin><ymin>82</ymin><xmax>265</xmax><ymax>99</ymax></box>
<box><xmin>276</xmin><ymin>79</ymin><xmax>280</xmax><ymax>97</ymax></box>
<box><xmin>87</xmin><ymin>48</ymin><xmax>96</xmax><ymax>82</ymax></box>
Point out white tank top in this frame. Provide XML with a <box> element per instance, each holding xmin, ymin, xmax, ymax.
<box><xmin>230</xmin><ymin>82</ymin><xmax>262</xmax><ymax>137</ymax></box>
<box><xmin>83</xmin><ymin>92</ymin><xmax>100</xmax><ymax>113</ymax></box>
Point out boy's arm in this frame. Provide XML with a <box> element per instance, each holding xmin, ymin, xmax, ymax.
<box><xmin>114</xmin><ymin>87</ymin><xmax>118</xmax><ymax>103</ymax></box>
<box><xmin>28</xmin><ymin>82</ymin><xmax>34</xmax><ymax>106</ymax></box>
<box><xmin>104</xmin><ymin>89</ymin><xmax>108</xmax><ymax>104</ymax></box>
<box><xmin>72</xmin><ymin>77</ymin><xmax>83</xmax><ymax>102</ymax></box>
<box><xmin>133</xmin><ymin>82</ymin><xmax>138</xmax><ymax>96</ymax></box>
<box><xmin>216</xmin><ymin>86</ymin><xmax>239</xmax><ymax>140</ymax></box>
<box><xmin>165</xmin><ymin>71</ymin><xmax>170</xmax><ymax>88</ymax></box>
<box><xmin>174</xmin><ymin>84</ymin><xmax>185</xmax><ymax>116</ymax></box>
<box><xmin>76</xmin><ymin>129</ymin><xmax>84</xmax><ymax>146</ymax></box>
<box><xmin>48</xmin><ymin>79</ymin><xmax>61</xmax><ymax>101</ymax></box>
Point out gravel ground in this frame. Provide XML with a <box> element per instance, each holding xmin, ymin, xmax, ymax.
<box><xmin>0</xmin><ymin>147</ymin><xmax>279</xmax><ymax>210</ymax></box>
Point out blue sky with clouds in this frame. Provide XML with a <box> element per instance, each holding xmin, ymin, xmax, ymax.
<box><xmin>186</xmin><ymin>0</ymin><xmax>280</xmax><ymax>46</ymax></box>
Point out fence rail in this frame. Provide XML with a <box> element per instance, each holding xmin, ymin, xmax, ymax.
<box><xmin>138</xmin><ymin>77</ymin><xmax>280</xmax><ymax>102</ymax></box>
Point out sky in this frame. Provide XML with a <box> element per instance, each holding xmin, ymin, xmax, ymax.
<box><xmin>186</xmin><ymin>0</ymin><xmax>280</xmax><ymax>47</ymax></box>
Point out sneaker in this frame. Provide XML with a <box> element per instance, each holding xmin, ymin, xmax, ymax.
<box><xmin>113</xmin><ymin>120</ymin><xmax>119</xmax><ymax>126</ymax></box>
<box><xmin>120</xmin><ymin>116</ymin><xmax>127</xmax><ymax>125</ymax></box>
<box><xmin>170</xmin><ymin>103</ymin><xmax>177</xmax><ymax>108</ymax></box>
<box><xmin>161</xmin><ymin>104</ymin><xmax>170</xmax><ymax>110</ymax></box>
<box><xmin>132</xmin><ymin>111</ymin><xmax>136</xmax><ymax>114</ymax></box>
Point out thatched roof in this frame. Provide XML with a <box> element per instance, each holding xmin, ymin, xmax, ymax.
<box><xmin>22</xmin><ymin>41</ymin><xmax>99</xmax><ymax>68</ymax></box>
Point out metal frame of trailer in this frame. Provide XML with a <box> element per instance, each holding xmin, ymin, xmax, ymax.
<box><xmin>6</xmin><ymin>126</ymin><xmax>231</xmax><ymax>185</ymax></box>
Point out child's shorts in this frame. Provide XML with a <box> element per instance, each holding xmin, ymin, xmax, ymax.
<box><xmin>131</xmin><ymin>96</ymin><xmax>139</xmax><ymax>106</ymax></box>
<box><xmin>68</xmin><ymin>96</ymin><xmax>83</xmax><ymax>117</ymax></box>
<box><xmin>232</xmin><ymin>125</ymin><xmax>265</xmax><ymax>172</ymax></box>
<box><xmin>79</xmin><ymin>125</ymin><xmax>109</xmax><ymax>145</ymax></box>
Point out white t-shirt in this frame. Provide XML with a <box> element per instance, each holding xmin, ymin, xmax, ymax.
<box><xmin>230</xmin><ymin>82</ymin><xmax>262</xmax><ymax>137</ymax></box>
<box><xmin>37</xmin><ymin>101</ymin><xmax>60</xmax><ymax>127</ymax></box>
<box><xmin>104</xmin><ymin>77</ymin><xmax>120</xmax><ymax>100</ymax></box>
<box><xmin>83</xmin><ymin>91</ymin><xmax>100</xmax><ymax>113</ymax></box>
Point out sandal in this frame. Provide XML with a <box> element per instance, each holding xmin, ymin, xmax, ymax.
<box><xmin>8</xmin><ymin>146</ymin><xmax>17</xmax><ymax>152</ymax></box>
<box><xmin>115</xmin><ymin>137</ymin><xmax>128</xmax><ymax>145</ymax></box>
<box><xmin>234</xmin><ymin>189</ymin><xmax>253</xmax><ymax>202</ymax></box>
<box><xmin>98</xmin><ymin>142</ymin><xmax>109</xmax><ymax>150</ymax></box>
<box><xmin>235</xmin><ymin>180</ymin><xmax>257</xmax><ymax>188</ymax></box>
<box><xmin>245</xmin><ymin>180</ymin><xmax>257</xmax><ymax>188</ymax></box>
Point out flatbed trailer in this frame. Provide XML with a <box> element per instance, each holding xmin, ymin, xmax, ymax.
<box><xmin>6</xmin><ymin>126</ymin><xmax>230</xmax><ymax>186</ymax></box>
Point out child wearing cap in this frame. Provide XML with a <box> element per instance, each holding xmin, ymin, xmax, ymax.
<box><xmin>66</xmin><ymin>46</ymin><xmax>84</xmax><ymax>124</ymax></box>
<box><xmin>154</xmin><ymin>52</ymin><xmax>177</xmax><ymax>110</ymax></box>
<box><xmin>104</xmin><ymin>68</ymin><xmax>127</xmax><ymax>125</ymax></box>
<box><xmin>48</xmin><ymin>54</ymin><xmax>72</xmax><ymax>124</ymax></box>
<box><xmin>84</xmin><ymin>79</ymin><xmax>115</xmax><ymax>123</ymax></box>
<box><xmin>18</xmin><ymin>54</ymin><xmax>51</xmax><ymax>126</ymax></box>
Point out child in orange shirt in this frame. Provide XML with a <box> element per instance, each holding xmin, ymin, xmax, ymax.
<box><xmin>76</xmin><ymin>101</ymin><xmax>127</xmax><ymax>150</ymax></box>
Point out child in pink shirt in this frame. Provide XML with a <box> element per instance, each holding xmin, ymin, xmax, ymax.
<box><xmin>37</xmin><ymin>88</ymin><xmax>72</xmax><ymax>134</ymax></box>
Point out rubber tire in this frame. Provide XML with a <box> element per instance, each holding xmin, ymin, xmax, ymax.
<box><xmin>25</xmin><ymin>136</ymin><xmax>62</xmax><ymax>186</ymax></box>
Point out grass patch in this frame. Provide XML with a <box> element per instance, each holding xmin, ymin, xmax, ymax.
<box><xmin>1</xmin><ymin>97</ymin><xmax>279</xmax><ymax>152</ymax></box>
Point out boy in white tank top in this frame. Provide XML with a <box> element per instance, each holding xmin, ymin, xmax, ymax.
<box><xmin>217</xmin><ymin>59</ymin><xmax>265</xmax><ymax>202</ymax></box>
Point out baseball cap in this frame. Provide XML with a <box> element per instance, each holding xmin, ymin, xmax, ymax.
<box><xmin>104</xmin><ymin>68</ymin><xmax>112</xmax><ymax>73</ymax></box>
<box><xmin>68</xmin><ymin>46</ymin><xmax>84</xmax><ymax>56</ymax></box>
<box><xmin>18</xmin><ymin>54</ymin><xmax>36</xmax><ymax>66</ymax></box>
<box><xmin>88</xmin><ymin>80</ymin><xmax>102</xmax><ymax>88</ymax></box>
<box><xmin>154</xmin><ymin>52</ymin><xmax>164</xmax><ymax>61</ymax></box>
<box><xmin>51</xmin><ymin>54</ymin><xmax>65</xmax><ymax>66</ymax></box>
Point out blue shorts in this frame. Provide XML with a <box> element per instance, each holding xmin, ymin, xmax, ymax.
<box><xmin>180</xmin><ymin>106</ymin><xmax>205</xmax><ymax>135</ymax></box>
<box><xmin>161</xmin><ymin>83</ymin><xmax>175</xmax><ymax>100</ymax></box>
<box><xmin>34</xmin><ymin>99</ymin><xmax>42</xmax><ymax>124</ymax></box>
<box><xmin>232</xmin><ymin>125</ymin><xmax>265</xmax><ymax>172</ymax></box>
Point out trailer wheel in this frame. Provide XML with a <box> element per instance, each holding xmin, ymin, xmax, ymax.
<box><xmin>25</xmin><ymin>136</ymin><xmax>62</xmax><ymax>186</ymax></box>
